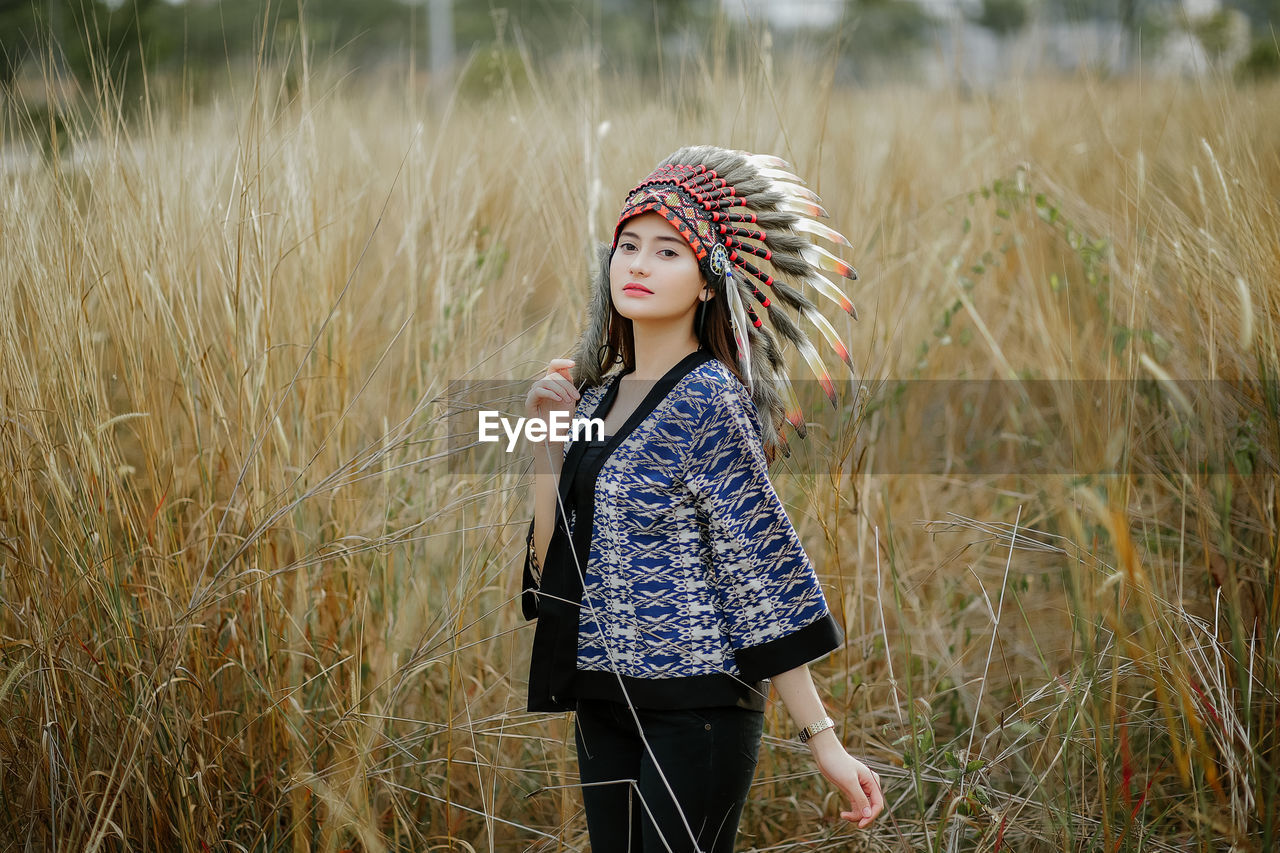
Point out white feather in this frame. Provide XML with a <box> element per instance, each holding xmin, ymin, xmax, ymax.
<box><xmin>742</xmin><ymin>152</ymin><xmax>791</xmax><ymax>170</ymax></box>
<box><xmin>724</xmin><ymin>271</ymin><xmax>754</xmax><ymax>392</ymax></box>
<box><xmin>804</xmin><ymin>273</ymin><xmax>858</xmax><ymax>318</ymax></box>
<box><xmin>757</xmin><ymin>167</ymin><xmax>806</xmax><ymax>185</ymax></box>
<box><xmin>801</xmin><ymin>245</ymin><xmax>858</xmax><ymax>280</ymax></box>
<box><xmin>781</xmin><ymin>199</ymin><xmax>830</xmax><ymax>219</ymax></box>
<box><xmin>770</xmin><ymin>180</ymin><xmax>821</xmax><ymax>203</ymax></box>
<box><xmin>791</xmin><ymin>217</ymin><xmax>853</xmax><ymax>248</ymax></box>
<box><xmin>800</xmin><ymin>304</ymin><xmax>854</xmax><ymax>367</ymax></box>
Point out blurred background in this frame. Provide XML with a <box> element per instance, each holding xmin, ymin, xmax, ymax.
<box><xmin>0</xmin><ymin>0</ymin><xmax>1277</xmax><ymax>101</ymax></box>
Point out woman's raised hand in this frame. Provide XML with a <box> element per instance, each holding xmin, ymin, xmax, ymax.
<box><xmin>524</xmin><ymin>358</ymin><xmax>581</xmax><ymax>436</ymax></box>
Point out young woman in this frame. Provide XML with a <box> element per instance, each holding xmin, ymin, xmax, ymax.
<box><xmin>520</xmin><ymin>147</ymin><xmax>884</xmax><ymax>851</ymax></box>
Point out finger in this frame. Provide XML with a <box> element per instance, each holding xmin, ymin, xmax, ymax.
<box><xmin>839</xmin><ymin>810</ymin><xmax>876</xmax><ymax>829</ymax></box>
<box><xmin>546</xmin><ymin>375</ymin><xmax>580</xmax><ymax>399</ymax></box>
<box><xmin>535</xmin><ymin>373</ymin><xmax>579</xmax><ymax>397</ymax></box>
<box><xmin>865</xmin><ymin>773</ymin><xmax>885</xmax><ymax>819</ymax></box>
<box><xmin>541</xmin><ymin>375</ymin><xmax>580</xmax><ymax>403</ymax></box>
<box><xmin>529</xmin><ymin>386</ymin><xmax>563</xmax><ymax>402</ymax></box>
<box><xmin>534</xmin><ymin>387</ymin><xmax>575</xmax><ymax>408</ymax></box>
<box><xmin>844</xmin><ymin>780</ymin><xmax>872</xmax><ymax>824</ymax></box>
<box><xmin>864</xmin><ymin>770</ymin><xmax>886</xmax><ymax>816</ymax></box>
<box><xmin>865</xmin><ymin>770</ymin><xmax>885</xmax><ymax>807</ymax></box>
<box><xmin>531</xmin><ymin>387</ymin><xmax>572</xmax><ymax>405</ymax></box>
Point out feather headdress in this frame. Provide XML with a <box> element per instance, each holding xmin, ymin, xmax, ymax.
<box><xmin>571</xmin><ymin>145</ymin><xmax>858</xmax><ymax>456</ymax></box>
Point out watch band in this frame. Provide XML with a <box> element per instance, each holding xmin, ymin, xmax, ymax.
<box><xmin>797</xmin><ymin>715</ymin><xmax>836</xmax><ymax>744</ymax></box>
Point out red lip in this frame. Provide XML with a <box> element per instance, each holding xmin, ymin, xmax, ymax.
<box><xmin>623</xmin><ymin>283</ymin><xmax>653</xmax><ymax>294</ymax></box>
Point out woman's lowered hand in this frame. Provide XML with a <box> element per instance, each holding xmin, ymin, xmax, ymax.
<box><xmin>809</xmin><ymin>731</ymin><xmax>885</xmax><ymax>828</ymax></box>
<box><xmin>770</xmin><ymin>665</ymin><xmax>887</xmax><ymax>830</ymax></box>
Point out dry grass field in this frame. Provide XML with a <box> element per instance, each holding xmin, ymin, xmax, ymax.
<box><xmin>1</xmin><ymin>45</ymin><xmax>1278</xmax><ymax>852</ymax></box>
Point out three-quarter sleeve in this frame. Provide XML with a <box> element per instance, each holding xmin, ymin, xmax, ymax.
<box><xmin>683</xmin><ymin>383</ymin><xmax>842</xmax><ymax>682</ymax></box>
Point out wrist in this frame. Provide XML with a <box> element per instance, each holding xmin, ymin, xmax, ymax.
<box><xmin>805</xmin><ymin>726</ymin><xmax>844</xmax><ymax>759</ymax></box>
<box><xmin>796</xmin><ymin>715</ymin><xmax>844</xmax><ymax>759</ymax></box>
<box><xmin>797</xmin><ymin>714</ymin><xmax>836</xmax><ymax>744</ymax></box>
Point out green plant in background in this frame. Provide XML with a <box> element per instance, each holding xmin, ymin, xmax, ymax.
<box><xmin>1237</xmin><ymin>32</ymin><xmax>1280</xmax><ymax>78</ymax></box>
<box><xmin>972</xmin><ymin>0</ymin><xmax>1031</xmax><ymax>38</ymax></box>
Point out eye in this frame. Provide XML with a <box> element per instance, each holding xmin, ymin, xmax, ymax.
<box><xmin>659</xmin><ymin>248</ymin><xmax>679</xmax><ymax>258</ymax></box>
<box><xmin>619</xmin><ymin>241</ymin><xmax>638</xmax><ymax>251</ymax></box>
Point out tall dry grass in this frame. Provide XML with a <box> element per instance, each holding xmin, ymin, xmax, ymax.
<box><xmin>1</xmin><ymin>41</ymin><xmax>1277</xmax><ymax>852</ymax></box>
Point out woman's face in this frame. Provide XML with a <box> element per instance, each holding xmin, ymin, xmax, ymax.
<box><xmin>610</xmin><ymin>212</ymin><xmax>710</xmax><ymax>332</ymax></box>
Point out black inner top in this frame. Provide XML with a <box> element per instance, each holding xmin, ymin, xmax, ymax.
<box><xmin>570</xmin><ymin>433</ymin><xmax>613</xmax><ymax>507</ymax></box>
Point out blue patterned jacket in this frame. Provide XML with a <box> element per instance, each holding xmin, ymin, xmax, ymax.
<box><xmin>522</xmin><ymin>350</ymin><xmax>842</xmax><ymax>712</ymax></box>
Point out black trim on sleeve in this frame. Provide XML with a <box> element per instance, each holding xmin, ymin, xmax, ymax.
<box><xmin>733</xmin><ymin>612</ymin><xmax>844</xmax><ymax>683</ymax></box>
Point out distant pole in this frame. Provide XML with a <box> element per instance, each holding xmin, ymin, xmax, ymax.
<box><xmin>429</xmin><ymin>0</ymin><xmax>455</xmax><ymax>83</ymax></box>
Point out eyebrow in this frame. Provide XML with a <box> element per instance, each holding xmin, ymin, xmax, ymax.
<box><xmin>619</xmin><ymin>230</ymin><xmax>687</xmax><ymax>245</ymax></box>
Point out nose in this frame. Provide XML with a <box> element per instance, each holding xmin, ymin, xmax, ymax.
<box><xmin>628</xmin><ymin>254</ymin><xmax>648</xmax><ymax>276</ymax></box>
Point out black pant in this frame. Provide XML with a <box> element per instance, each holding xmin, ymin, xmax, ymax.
<box><xmin>574</xmin><ymin>697</ymin><xmax>764</xmax><ymax>852</ymax></box>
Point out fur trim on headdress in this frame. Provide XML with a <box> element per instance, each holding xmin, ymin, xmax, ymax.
<box><xmin>571</xmin><ymin>146</ymin><xmax>858</xmax><ymax>456</ymax></box>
